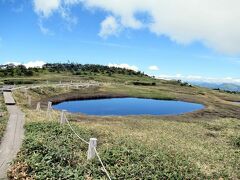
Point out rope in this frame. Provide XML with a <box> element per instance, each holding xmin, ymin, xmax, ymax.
<box><xmin>46</xmin><ymin>110</ymin><xmax>112</xmax><ymax>180</ymax></box>
<box><xmin>64</xmin><ymin>114</ymin><xmax>89</xmax><ymax>145</ymax></box>
<box><xmin>64</xmin><ymin>113</ymin><xmax>112</xmax><ymax>180</ymax></box>
<box><xmin>94</xmin><ymin>147</ymin><xmax>112</xmax><ymax>180</ymax></box>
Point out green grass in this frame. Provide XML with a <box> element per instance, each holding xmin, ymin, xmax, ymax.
<box><xmin>9</xmin><ymin>121</ymin><xmax>208</xmax><ymax>179</ymax></box>
<box><xmin>7</xmin><ymin>74</ymin><xmax>240</xmax><ymax>179</ymax></box>
<box><xmin>8</xmin><ymin>109</ymin><xmax>240</xmax><ymax>179</ymax></box>
<box><xmin>0</xmin><ymin>117</ymin><xmax>7</xmax><ymax>143</ymax></box>
<box><xmin>81</xmin><ymin>117</ymin><xmax>240</xmax><ymax>179</ymax></box>
<box><xmin>0</xmin><ymin>95</ymin><xmax>7</xmax><ymax>143</ymax></box>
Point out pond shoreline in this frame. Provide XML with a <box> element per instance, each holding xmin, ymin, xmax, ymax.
<box><xmin>34</xmin><ymin>91</ymin><xmax>208</xmax><ymax>119</ymax></box>
<box><xmin>33</xmin><ymin>88</ymin><xmax>240</xmax><ymax>120</ymax></box>
<box><xmin>40</xmin><ymin>90</ymin><xmax>176</xmax><ymax>105</ymax></box>
<box><xmin>51</xmin><ymin>93</ymin><xmax>130</xmax><ymax>105</ymax></box>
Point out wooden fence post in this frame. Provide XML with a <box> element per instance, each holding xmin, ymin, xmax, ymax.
<box><xmin>47</xmin><ymin>101</ymin><xmax>52</xmax><ymax>110</ymax></box>
<box><xmin>87</xmin><ymin>138</ymin><xmax>97</xmax><ymax>160</ymax></box>
<box><xmin>60</xmin><ymin>110</ymin><xmax>67</xmax><ymax>124</ymax></box>
<box><xmin>47</xmin><ymin>101</ymin><xmax>52</xmax><ymax>119</ymax></box>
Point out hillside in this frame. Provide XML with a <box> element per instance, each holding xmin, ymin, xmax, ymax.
<box><xmin>0</xmin><ymin>63</ymin><xmax>240</xmax><ymax>179</ymax></box>
<box><xmin>192</xmin><ymin>82</ymin><xmax>240</xmax><ymax>92</ymax></box>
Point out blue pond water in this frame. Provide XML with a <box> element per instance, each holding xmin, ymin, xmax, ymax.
<box><xmin>53</xmin><ymin>98</ymin><xmax>204</xmax><ymax>116</ymax></box>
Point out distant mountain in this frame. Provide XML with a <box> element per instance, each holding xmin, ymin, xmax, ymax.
<box><xmin>190</xmin><ymin>82</ymin><xmax>240</xmax><ymax>92</ymax></box>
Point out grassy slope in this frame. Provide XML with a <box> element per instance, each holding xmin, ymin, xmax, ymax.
<box><xmin>6</xmin><ymin>73</ymin><xmax>240</xmax><ymax>179</ymax></box>
<box><xmin>79</xmin><ymin>116</ymin><xmax>240</xmax><ymax>179</ymax></box>
<box><xmin>8</xmin><ymin>109</ymin><xmax>240</xmax><ymax>179</ymax></box>
<box><xmin>0</xmin><ymin>71</ymin><xmax>153</xmax><ymax>85</ymax></box>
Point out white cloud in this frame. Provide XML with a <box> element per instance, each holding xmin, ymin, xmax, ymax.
<box><xmin>148</xmin><ymin>65</ymin><xmax>159</xmax><ymax>71</ymax></box>
<box><xmin>5</xmin><ymin>61</ymin><xmax>46</xmax><ymax>68</ymax></box>
<box><xmin>32</xmin><ymin>0</ymin><xmax>240</xmax><ymax>54</ymax></box>
<box><xmin>33</xmin><ymin>0</ymin><xmax>79</xmax><ymax>33</ymax></box>
<box><xmin>108</xmin><ymin>63</ymin><xmax>138</xmax><ymax>71</ymax></box>
<box><xmin>158</xmin><ymin>74</ymin><xmax>240</xmax><ymax>85</ymax></box>
<box><xmin>98</xmin><ymin>16</ymin><xmax>120</xmax><ymax>38</ymax></box>
<box><xmin>5</xmin><ymin>61</ymin><xmax>21</xmax><ymax>66</ymax></box>
<box><xmin>33</xmin><ymin>0</ymin><xmax>61</xmax><ymax>17</ymax></box>
<box><xmin>24</xmin><ymin>61</ymin><xmax>46</xmax><ymax>68</ymax></box>
<box><xmin>83</xmin><ymin>0</ymin><xmax>240</xmax><ymax>54</ymax></box>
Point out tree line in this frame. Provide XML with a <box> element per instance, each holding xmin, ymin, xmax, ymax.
<box><xmin>0</xmin><ymin>63</ymin><xmax>146</xmax><ymax>77</ymax></box>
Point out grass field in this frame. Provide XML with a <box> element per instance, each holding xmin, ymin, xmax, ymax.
<box><xmin>8</xmin><ymin>109</ymin><xmax>240</xmax><ymax>179</ymax></box>
<box><xmin>4</xmin><ymin>73</ymin><xmax>240</xmax><ymax>179</ymax></box>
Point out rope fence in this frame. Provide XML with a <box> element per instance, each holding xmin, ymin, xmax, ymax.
<box><xmin>62</xmin><ymin>111</ymin><xmax>112</xmax><ymax>180</ymax></box>
<box><xmin>13</xmin><ymin>82</ymin><xmax>111</xmax><ymax>180</ymax></box>
<box><xmin>10</xmin><ymin>81</ymin><xmax>100</xmax><ymax>91</ymax></box>
<box><xmin>34</xmin><ymin>100</ymin><xmax>112</xmax><ymax>180</ymax></box>
<box><xmin>64</xmin><ymin>114</ymin><xmax>89</xmax><ymax>145</ymax></box>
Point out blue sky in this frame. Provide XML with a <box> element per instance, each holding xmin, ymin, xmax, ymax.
<box><xmin>0</xmin><ymin>0</ymin><xmax>240</xmax><ymax>83</ymax></box>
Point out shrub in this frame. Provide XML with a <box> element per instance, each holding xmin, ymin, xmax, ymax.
<box><xmin>233</xmin><ymin>136</ymin><xmax>240</xmax><ymax>148</ymax></box>
<box><xmin>3</xmin><ymin>79</ymin><xmax>38</xmax><ymax>85</ymax></box>
<box><xmin>132</xmin><ymin>81</ymin><xmax>156</xmax><ymax>86</ymax></box>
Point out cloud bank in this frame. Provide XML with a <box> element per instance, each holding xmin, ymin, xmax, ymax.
<box><xmin>108</xmin><ymin>63</ymin><xmax>139</xmax><ymax>71</ymax></box>
<box><xmin>5</xmin><ymin>60</ymin><xmax>46</xmax><ymax>68</ymax></box>
<box><xmin>33</xmin><ymin>0</ymin><xmax>240</xmax><ymax>54</ymax></box>
<box><xmin>148</xmin><ymin>65</ymin><xmax>159</xmax><ymax>71</ymax></box>
<box><xmin>158</xmin><ymin>74</ymin><xmax>240</xmax><ymax>85</ymax></box>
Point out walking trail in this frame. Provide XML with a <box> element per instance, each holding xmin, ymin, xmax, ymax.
<box><xmin>0</xmin><ymin>93</ymin><xmax>25</xmax><ymax>179</ymax></box>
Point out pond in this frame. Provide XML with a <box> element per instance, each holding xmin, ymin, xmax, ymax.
<box><xmin>53</xmin><ymin>98</ymin><xmax>204</xmax><ymax>116</ymax></box>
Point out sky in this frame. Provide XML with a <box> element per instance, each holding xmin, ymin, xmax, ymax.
<box><xmin>0</xmin><ymin>0</ymin><xmax>240</xmax><ymax>84</ymax></box>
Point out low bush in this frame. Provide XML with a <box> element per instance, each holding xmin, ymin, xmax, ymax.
<box><xmin>3</xmin><ymin>79</ymin><xmax>38</xmax><ymax>85</ymax></box>
<box><xmin>233</xmin><ymin>136</ymin><xmax>240</xmax><ymax>148</ymax></box>
<box><xmin>9</xmin><ymin>121</ymin><xmax>206</xmax><ymax>179</ymax></box>
<box><xmin>132</xmin><ymin>81</ymin><xmax>156</xmax><ymax>86</ymax></box>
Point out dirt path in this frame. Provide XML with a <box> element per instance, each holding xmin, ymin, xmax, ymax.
<box><xmin>0</xmin><ymin>104</ymin><xmax>25</xmax><ymax>179</ymax></box>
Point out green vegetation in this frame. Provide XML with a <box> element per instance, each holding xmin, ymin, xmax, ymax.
<box><xmin>8</xmin><ymin>121</ymin><xmax>205</xmax><ymax>179</ymax></box>
<box><xmin>0</xmin><ymin>63</ymin><xmax>155</xmax><ymax>86</ymax></box>
<box><xmin>0</xmin><ymin>63</ymin><xmax>146</xmax><ymax>79</ymax></box>
<box><xmin>1</xmin><ymin>63</ymin><xmax>239</xmax><ymax>179</ymax></box>
<box><xmin>131</xmin><ymin>81</ymin><xmax>156</xmax><ymax>86</ymax></box>
<box><xmin>233</xmin><ymin>136</ymin><xmax>240</xmax><ymax>148</ymax></box>
<box><xmin>0</xmin><ymin>95</ymin><xmax>7</xmax><ymax>142</ymax></box>
<box><xmin>8</xmin><ymin>109</ymin><xmax>240</xmax><ymax>179</ymax></box>
<box><xmin>9</xmin><ymin>121</ymin><xmax>97</xmax><ymax>179</ymax></box>
<box><xmin>43</xmin><ymin>63</ymin><xmax>145</xmax><ymax>77</ymax></box>
<box><xmin>0</xmin><ymin>64</ymin><xmax>35</xmax><ymax>77</ymax></box>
